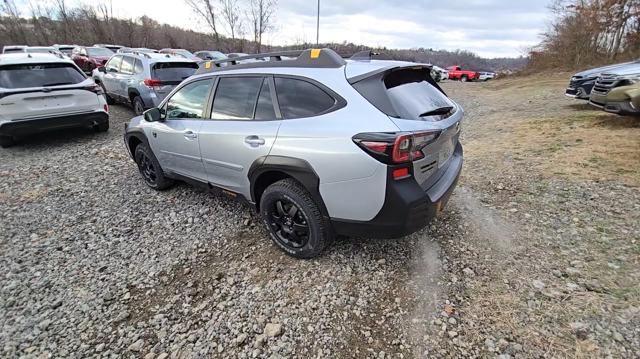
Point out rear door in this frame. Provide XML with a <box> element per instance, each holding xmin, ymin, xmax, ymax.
<box><xmin>198</xmin><ymin>76</ymin><xmax>281</xmax><ymax>196</ymax></box>
<box><xmin>0</xmin><ymin>63</ymin><xmax>99</xmax><ymax>121</ymax></box>
<box><xmin>147</xmin><ymin>78</ymin><xmax>213</xmax><ymax>181</ymax></box>
<box><xmin>116</xmin><ymin>55</ymin><xmax>136</xmax><ymax>98</ymax></box>
<box><xmin>150</xmin><ymin>62</ymin><xmax>199</xmax><ymax>102</ymax></box>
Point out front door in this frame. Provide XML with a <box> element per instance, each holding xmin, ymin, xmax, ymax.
<box><xmin>199</xmin><ymin>76</ymin><xmax>281</xmax><ymax>198</ymax></box>
<box><xmin>148</xmin><ymin>78</ymin><xmax>214</xmax><ymax>181</ymax></box>
<box><xmin>102</xmin><ymin>55</ymin><xmax>122</xmax><ymax>98</ymax></box>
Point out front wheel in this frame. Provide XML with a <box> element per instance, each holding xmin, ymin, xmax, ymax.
<box><xmin>134</xmin><ymin>143</ymin><xmax>174</xmax><ymax>190</ymax></box>
<box><xmin>260</xmin><ymin>179</ymin><xmax>333</xmax><ymax>259</ymax></box>
<box><xmin>461</xmin><ymin>76</ymin><xmax>468</xmax><ymax>82</ymax></box>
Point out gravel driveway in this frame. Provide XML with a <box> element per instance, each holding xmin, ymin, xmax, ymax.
<box><xmin>1</xmin><ymin>78</ymin><xmax>638</xmax><ymax>358</ymax></box>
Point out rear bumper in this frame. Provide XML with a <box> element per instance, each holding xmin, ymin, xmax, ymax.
<box><xmin>0</xmin><ymin>111</ymin><xmax>109</xmax><ymax>137</ymax></box>
<box><xmin>331</xmin><ymin>142</ymin><xmax>463</xmax><ymax>238</ymax></box>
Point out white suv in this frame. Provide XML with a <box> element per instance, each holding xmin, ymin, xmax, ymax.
<box><xmin>0</xmin><ymin>53</ymin><xmax>109</xmax><ymax>147</ymax></box>
<box><xmin>125</xmin><ymin>49</ymin><xmax>463</xmax><ymax>258</ymax></box>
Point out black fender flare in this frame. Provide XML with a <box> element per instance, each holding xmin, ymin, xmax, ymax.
<box><xmin>123</xmin><ymin>128</ymin><xmax>151</xmax><ymax>160</ymax></box>
<box><xmin>248</xmin><ymin>155</ymin><xmax>329</xmax><ymax>218</ymax></box>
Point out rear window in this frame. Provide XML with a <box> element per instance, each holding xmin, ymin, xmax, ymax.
<box><xmin>0</xmin><ymin>63</ymin><xmax>85</xmax><ymax>89</ymax></box>
<box><xmin>274</xmin><ymin>77</ymin><xmax>336</xmax><ymax>118</ymax></box>
<box><xmin>152</xmin><ymin>62</ymin><xmax>198</xmax><ymax>82</ymax></box>
<box><xmin>384</xmin><ymin>68</ymin><xmax>455</xmax><ymax>120</ymax></box>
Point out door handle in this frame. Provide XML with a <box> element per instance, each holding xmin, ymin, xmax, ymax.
<box><xmin>244</xmin><ymin>136</ymin><xmax>265</xmax><ymax>147</ymax></box>
<box><xmin>184</xmin><ymin>130</ymin><xmax>197</xmax><ymax>139</ymax></box>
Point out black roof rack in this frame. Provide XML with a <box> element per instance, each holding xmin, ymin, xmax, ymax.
<box><xmin>196</xmin><ymin>48</ymin><xmax>346</xmax><ymax>74</ymax></box>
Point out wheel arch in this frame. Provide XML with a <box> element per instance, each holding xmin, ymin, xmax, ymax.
<box><xmin>248</xmin><ymin>156</ymin><xmax>329</xmax><ymax>218</ymax></box>
<box><xmin>128</xmin><ymin>88</ymin><xmax>142</xmax><ymax>103</ymax></box>
<box><xmin>124</xmin><ymin>129</ymin><xmax>150</xmax><ymax>159</ymax></box>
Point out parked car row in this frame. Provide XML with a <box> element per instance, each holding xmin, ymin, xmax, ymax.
<box><xmin>566</xmin><ymin>60</ymin><xmax>640</xmax><ymax>116</ymax></box>
<box><xmin>445</xmin><ymin>66</ymin><xmax>496</xmax><ymax>82</ymax></box>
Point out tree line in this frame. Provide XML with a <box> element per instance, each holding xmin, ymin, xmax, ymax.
<box><xmin>531</xmin><ymin>0</ymin><xmax>640</xmax><ymax>70</ymax></box>
<box><xmin>0</xmin><ymin>0</ymin><xmax>527</xmax><ymax>71</ymax></box>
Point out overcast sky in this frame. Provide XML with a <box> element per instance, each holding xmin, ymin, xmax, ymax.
<box><xmin>88</xmin><ymin>0</ymin><xmax>553</xmax><ymax>58</ymax></box>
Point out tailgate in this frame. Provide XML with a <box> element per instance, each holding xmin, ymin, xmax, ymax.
<box><xmin>0</xmin><ymin>88</ymin><xmax>100</xmax><ymax>121</ymax></box>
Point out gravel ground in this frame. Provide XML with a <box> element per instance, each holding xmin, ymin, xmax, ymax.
<box><xmin>1</xmin><ymin>77</ymin><xmax>639</xmax><ymax>358</ymax></box>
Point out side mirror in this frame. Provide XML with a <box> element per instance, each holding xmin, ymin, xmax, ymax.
<box><xmin>98</xmin><ymin>67</ymin><xmax>107</xmax><ymax>73</ymax></box>
<box><xmin>143</xmin><ymin>107</ymin><xmax>163</xmax><ymax>122</ymax></box>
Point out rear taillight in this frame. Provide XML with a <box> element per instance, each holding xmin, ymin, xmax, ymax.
<box><xmin>84</xmin><ymin>84</ymin><xmax>104</xmax><ymax>95</ymax></box>
<box><xmin>144</xmin><ymin>79</ymin><xmax>162</xmax><ymax>88</ymax></box>
<box><xmin>353</xmin><ymin>131</ymin><xmax>440</xmax><ymax>164</ymax></box>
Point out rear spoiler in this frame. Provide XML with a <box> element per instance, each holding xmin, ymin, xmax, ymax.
<box><xmin>347</xmin><ymin>64</ymin><xmax>445</xmax><ymax>95</ymax></box>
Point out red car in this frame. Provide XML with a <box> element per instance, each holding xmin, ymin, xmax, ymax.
<box><xmin>71</xmin><ymin>46</ymin><xmax>115</xmax><ymax>74</ymax></box>
<box><xmin>447</xmin><ymin>66</ymin><xmax>480</xmax><ymax>82</ymax></box>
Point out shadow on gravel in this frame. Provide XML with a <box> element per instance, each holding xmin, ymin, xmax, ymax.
<box><xmin>3</xmin><ymin>127</ymin><xmax>109</xmax><ymax>150</ymax></box>
<box><xmin>591</xmin><ymin>116</ymin><xmax>640</xmax><ymax>129</ymax></box>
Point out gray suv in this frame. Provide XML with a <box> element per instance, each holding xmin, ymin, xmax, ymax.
<box><xmin>93</xmin><ymin>52</ymin><xmax>198</xmax><ymax>115</ymax></box>
<box><xmin>124</xmin><ymin>49</ymin><xmax>463</xmax><ymax>258</ymax></box>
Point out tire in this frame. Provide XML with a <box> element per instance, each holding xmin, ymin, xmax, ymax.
<box><xmin>94</xmin><ymin>120</ymin><xmax>109</xmax><ymax>132</ymax></box>
<box><xmin>0</xmin><ymin>136</ymin><xmax>15</xmax><ymax>148</ymax></box>
<box><xmin>461</xmin><ymin>75</ymin><xmax>468</xmax><ymax>83</ymax></box>
<box><xmin>260</xmin><ymin>179</ymin><xmax>333</xmax><ymax>259</ymax></box>
<box><xmin>134</xmin><ymin>143</ymin><xmax>174</xmax><ymax>190</ymax></box>
<box><xmin>132</xmin><ymin>96</ymin><xmax>145</xmax><ymax>116</ymax></box>
<box><xmin>100</xmin><ymin>84</ymin><xmax>114</xmax><ymax>105</ymax></box>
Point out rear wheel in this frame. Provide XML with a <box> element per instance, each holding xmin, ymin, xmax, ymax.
<box><xmin>134</xmin><ymin>143</ymin><xmax>174</xmax><ymax>190</ymax></box>
<box><xmin>0</xmin><ymin>136</ymin><xmax>15</xmax><ymax>148</ymax></box>
<box><xmin>461</xmin><ymin>75</ymin><xmax>468</xmax><ymax>82</ymax></box>
<box><xmin>260</xmin><ymin>179</ymin><xmax>332</xmax><ymax>259</ymax></box>
<box><xmin>132</xmin><ymin>96</ymin><xmax>145</xmax><ymax>116</ymax></box>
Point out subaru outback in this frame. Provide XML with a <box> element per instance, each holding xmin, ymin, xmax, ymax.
<box><xmin>124</xmin><ymin>49</ymin><xmax>463</xmax><ymax>258</ymax></box>
<box><xmin>93</xmin><ymin>52</ymin><xmax>198</xmax><ymax>115</ymax></box>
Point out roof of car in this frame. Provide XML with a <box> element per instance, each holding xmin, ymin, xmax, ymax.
<box><xmin>117</xmin><ymin>52</ymin><xmax>197</xmax><ymax>63</ymax></box>
<box><xmin>0</xmin><ymin>52</ymin><xmax>74</xmax><ymax>65</ymax></box>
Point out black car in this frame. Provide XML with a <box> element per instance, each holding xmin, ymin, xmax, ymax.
<box><xmin>566</xmin><ymin>61</ymin><xmax>638</xmax><ymax>99</ymax></box>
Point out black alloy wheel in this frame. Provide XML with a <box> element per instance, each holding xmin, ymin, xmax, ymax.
<box><xmin>267</xmin><ymin>198</ymin><xmax>310</xmax><ymax>249</ymax></box>
<box><xmin>138</xmin><ymin>150</ymin><xmax>157</xmax><ymax>186</ymax></box>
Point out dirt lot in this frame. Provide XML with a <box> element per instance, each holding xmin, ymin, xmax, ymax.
<box><xmin>1</xmin><ymin>74</ymin><xmax>639</xmax><ymax>358</ymax></box>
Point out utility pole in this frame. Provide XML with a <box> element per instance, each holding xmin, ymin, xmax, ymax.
<box><xmin>316</xmin><ymin>0</ymin><xmax>320</xmax><ymax>45</ymax></box>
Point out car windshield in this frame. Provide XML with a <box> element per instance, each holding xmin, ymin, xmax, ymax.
<box><xmin>208</xmin><ymin>51</ymin><xmax>226</xmax><ymax>60</ymax></box>
<box><xmin>175</xmin><ymin>50</ymin><xmax>195</xmax><ymax>58</ymax></box>
<box><xmin>151</xmin><ymin>62</ymin><xmax>198</xmax><ymax>82</ymax></box>
<box><xmin>87</xmin><ymin>48</ymin><xmax>114</xmax><ymax>57</ymax></box>
<box><xmin>0</xmin><ymin>63</ymin><xmax>86</xmax><ymax>89</ymax></box>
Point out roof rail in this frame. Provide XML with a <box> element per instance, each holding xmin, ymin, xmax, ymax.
<box><xmin>132</xmin><ymin>51</ymin><xmax>153</xmax><ymax>58</ymax></box>
<box><xmin>196</xmin><ymin>48</ymin><xmax>346</xmax><ymax>74</ymax></box>
<box><xmin>350</xmin><ymin>50</ymin><xmax>380</xmax><ymax>61</ymax></box>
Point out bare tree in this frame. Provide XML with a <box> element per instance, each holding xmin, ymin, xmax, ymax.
<box><xmin>0</xmin><ymin>0</ymin><xmax>28</xmax><ymax>43</ymax></box>
<box><xmin>248</xmin><ymin>0</ymin><xmax>276</xmax><ymax>53</ymax></box>
<box><xmin>184</xmin><ymin>0</ymin><xmax>220</xmax><ymax>45</ymax></box>
<box><xmin>220</xmin><ymin>0</ymin><xmax>242</xmax><ymax>42</ymax></box>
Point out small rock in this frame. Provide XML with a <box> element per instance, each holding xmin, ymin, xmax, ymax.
<box><xmin>462</xmin><ymin>267</ymin><xmax>475</xmax><ymax>276</ymax></box>
<box><xmin>235</xmin><ymin>333</ymin><xmax>248</xmax><ymax>346</ymax></box>
<box><xmin>144</xmin><ymin>353</ymin><xmax>156</xmax><ymax>359</ymax></box>
<box><xmin>447</xmin><ymin>331</ymin><xmax>458</xmax><ymax>338</ymax></box>
<box><xmin>613</xmin><ymin>332</ymin><xmax>624</xmax><ymax>342</ymax></box>
<box><xmin>128</xmin><ymin>339</ymin><xmax>144</xmax><ymax>352</ymax></box>
<box><xmin>448</xmin><ymin>318</ymin><xmax>457</xmax><ymax>325</ymax></box>
<box><xmin>156</xmin><ymin>354</ymin><xmax>169</xmax><ymax>359</ymax></box>
<box><xmin>377</xmin><ymin>259</ymin><xmax>386</xmax><ymax>265</ymax></box>
<box><xmin>95</xmin><ymin>343</ymin><xmax>105</xmax><ymax>352</ymax></box>
<box><xmin>532</xmin><ymin>280</ymin><xmax>545</xmax><ymax>290</ymax></box>
<box><xmin>254</xmin><ymin>334</ymin><xmax>266</xmax><ymax>347</ymax></box>
<box><xmin>264</xmin><ymin>323</ymin><xmax>283</xmax><ymax>337</ymax></box>
<box><xmin>38</xmin><ymin>319</ymin><xmax>51</xmax><ymax>331</ymax></box>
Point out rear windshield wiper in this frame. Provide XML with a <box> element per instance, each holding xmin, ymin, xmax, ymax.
<box><xmin>419</xmin><ymin>106</ymin><xmax>454</xmax><ymax>117</ymax></box>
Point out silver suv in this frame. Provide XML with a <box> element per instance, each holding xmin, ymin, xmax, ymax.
<box><xmin>124</xmin><ymin>49</ymin><xmax>464</xmax><ymax>258</ymax></box>
<box><xmin>93</xmin><ymin>52</ymin><xmax>198</xmax><ymax>115</ymax></box>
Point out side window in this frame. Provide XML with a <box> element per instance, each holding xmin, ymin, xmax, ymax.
<box><xmin>274</xmin><ymin>77</ymin><xmax>336</xmax><ymax>118</ymax></box>
<box><xmin>211</xmin><ymin>77</ymin><xmax>263</xmax><ymax>120</ymax></box>
<box><xmin>134</xmin><ymin>59</ymin><xmax>143</xmax><ymax>74</ymax></box>
<box><xmin>165</xmin><ymin>79</ymin><xmax>213</xmax><ymax>119</ymax></box>
<box><xmin>106</xmin><ymin>56</ymin><xmax>122</xmax><ymax>72</ymax></box>
<box><xmin>196</xmin><ymin>52</ymin><xmax>206</xmax><ymax>60</ymax></box>
<box><xmin>120</xmin><ymin>56</ymin><xmax>135</xmax><ymax>75</ymax></box>
<box><xmin>254</xmin><ymin>78</ymin><xmax>276</xmax><ymax>120</ymax></box>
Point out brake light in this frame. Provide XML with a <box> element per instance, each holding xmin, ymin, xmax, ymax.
<box><xmin>144</xmin><ymin>79</ymin><xmax>162</xmax><ymax>88</ymax></box>
<box><xmin>392</xmin><ymin>167</ymin><xmax>410</xmax><ymax>180</ymax></box>
<box><xmin>83</xmin><ymin>84</ymin><xmax>103</xmax><ymax>95</ymax></box>
<box><xmin>353</xmin><ymin>131</ymin><xmax>440</xmax><ymax>164</ymax></box>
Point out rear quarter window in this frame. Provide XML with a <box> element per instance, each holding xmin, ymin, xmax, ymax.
<box><xmin>0</xmin><ymin>63</ymin><xmax>86</xmax><ymax>88</ymax></box>
<box><xmin>274</xmin><ymin>77</ymin><xmax>337</xmax><ymax>119</ymax></box>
